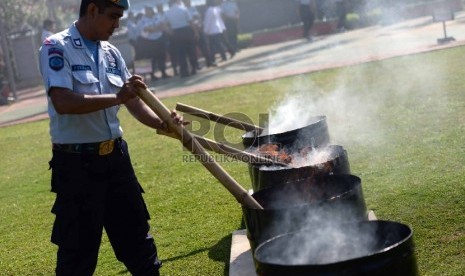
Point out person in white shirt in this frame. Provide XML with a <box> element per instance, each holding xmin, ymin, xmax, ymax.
<box><xmin>127</xmin><ymin>11</ymin><xmax>142</xmax><ymax>57</ymax></box>
<box><xmin>137</xmin><ymin>5</ymin><xmax>170</xmax><ymax>80</ymax></box>
<box><xmin>220</xmin><ymin>0</ymin><xmax>239</xmax><ymax>53</ymax></box>
<box><xmin>165</xmin><ymin>0</ymin><xmax>198</xmax><ymax>77</ymax></box>
<box><xmin>203</xmin><ymin>0</ymin><xmax>234</xmax><ymax>65</ymax></box>
<box><xmin>183</xmin><ymin>0</ymin><xmax>210</xmax><ymax>68</ymax></box>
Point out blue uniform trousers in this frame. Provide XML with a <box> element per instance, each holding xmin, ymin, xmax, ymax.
<box><xmin>49</xmin><ymin>139</ymin><xmax>161</xmax><ymax>276</ymax></box>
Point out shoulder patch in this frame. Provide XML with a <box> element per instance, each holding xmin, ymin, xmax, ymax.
<box><xmin>48</xmin><ymin>47</ymin><xmax>64</xmax><ymax>71</ymax></box>
<box><xmin>49</xmin><ymin>56</ymin><xmax>64</xmax><ymax>71</ymax></box>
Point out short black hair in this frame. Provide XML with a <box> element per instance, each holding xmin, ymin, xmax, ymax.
<box><xmin>79</xmin><ymin>0</ymin><xmax>121</xmax><ymax>17</ymax></box>
<box><xmin>43</xmin><ymin>19</ymin><xmax>54</xmax><ymax>29</ymax></box>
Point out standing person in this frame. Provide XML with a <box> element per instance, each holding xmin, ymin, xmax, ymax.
<box><xmin>38</xmin><ymin>0</ymin><xmax>184</xmax><ymax>274</ymax></box>
<box><xmin>203</xmin><ymin>0</ymin><xmax>234</xmax><ymax>65</ymax></box>
<box><xmin>157</xmin><ymin>2</ymin><xmax>177</xmax><ymax>76</ymax></box>
<box><xmin>183</xmin><ymin>0</ymin><xmax>210</xmax><ymax>69</ymax></box>
<box><xmin>126</xmin><ymin>11</ymin><xmax>140</xmax><ymax>53</ymax></box>
<box><xmin>0</xmin><ymin>44</ymin><xmax>10</xmax><ymax>105</ymax></box>
<box><xmin>220</xmin><ymin>0</ymin><xmax>240</xmax><ymax>53</ymax></box>
<box><xmin>41</xmin><ymin>19</ymin><xmax>55</xmax><ymax>42</ymax></box>
<box><xmin>138</xmin><ymin>5</ymin><xmax>170</xmax><ymax>80</ymax></box>
<box><xmin>336</xmin><ymin>0</ymin><xmax>347</xmax><ymax>32</ymax></box>
<box><xmin>165</xmin><ymin>0</ymin><xmax>198</xmax><ymax>77</ymax></box>
<box><xmin>296</xmin><ymin>0</ymin><xmax>317</xmax><ymax>41</ymax></box>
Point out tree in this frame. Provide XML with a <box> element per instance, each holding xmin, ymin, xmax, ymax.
<box><xmin>0</xmin><ymin>0</ymin><xmax>47</xmax><ymax>34</ymax></box>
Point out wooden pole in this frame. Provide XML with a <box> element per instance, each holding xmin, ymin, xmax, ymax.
<box><xmin>157</xmin><ymin>129</ymin><xmax>288</xmax><ymax>166</ymax></box>
<box><xmin>137</xmin><ymin>88</ymin><xmax>264</xmax><ymax>210</ymax></box>
<box><xmin>176</xmin><ymin>102</ymin><xmax>264</xmax><ymax>133</ymax></box>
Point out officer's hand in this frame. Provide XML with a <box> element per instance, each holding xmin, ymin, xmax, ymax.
<box><xmin>117</xmin><ymin>75</ymin><xmax>147</xmax><ymax>104</ymax></box>
<box><xmin>159</xmin><ymin>110</ymin><xmax>190</xmax><ymax>133</ymax></box>
<box><xmin>171</xmin><ymin>109</ymin><xmax>189</xmax><ymax>126</ymax></box>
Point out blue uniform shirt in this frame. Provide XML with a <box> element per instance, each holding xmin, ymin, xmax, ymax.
<box><xmin>39</xmin><ymin>22</ymin><xmax>131</xmax><ymax>144</ymax></box>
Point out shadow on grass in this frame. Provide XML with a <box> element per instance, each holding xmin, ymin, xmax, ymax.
<box><xmin>208</xmin><ymin>234</ymin><xmax>233</xmax><ymax>276</ymax></box>
<box><xmin>146</xmin><ymin>234</ymin><xmax>233</xmax><ymax>276</ymax></box>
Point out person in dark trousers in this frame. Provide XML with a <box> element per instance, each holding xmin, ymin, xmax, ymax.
<box><xmin>183</xmin><ymin>0</ymin><xmax>210</xmax><ymax>69</ymax></box>
<box><xmin>156</xmin><ymin>2</ymin><xmax>176</xmax><ymax>77</ymax></box>
<box><xmin>38</xmin><ymin>0</ymin><xmax>184</xmax><ymax>274</ymax></box>
<box><xmin>296</xmin><ymin>0</ymin><xmax>317</xmax><ymax>41</ymax></box>
<box><xmin>165</xmin><ymin>0</ymin><xmax>199</xmax><ymax>77</ymax></box>
<box><xmin>203</xmin><ymin>0</ymin><xmax>234</xmax><ymax>65</ymax></box>
<box><xmin>137</xmin><ymin>5</ymin><xmax>170</xmax><ymax>80</ymax></box>
<box><xmin>336</xmin><ymin>0</ymin><xmax>347</xmax><ymax>32</ymax></box>
<box><xmin>220</xmin><ymin>0</ymin><xmax>240</xmax><ymax>53</ymax></box>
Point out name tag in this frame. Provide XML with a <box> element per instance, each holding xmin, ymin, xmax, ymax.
<box><xmin>72</xmin><ymin>65</ymin><xmax>92</xmax><ymax>71</ymax></box>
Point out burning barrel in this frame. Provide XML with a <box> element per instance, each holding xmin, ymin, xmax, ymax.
<box><xmin>242</xmin><ymin>174</ymin><xmax>367</xmax><ymax>253</ymax></box>
<box><xmin>254</xmin><ymin>220</ymin><xmax>419</xmax><ymax>276</ymax></box>
<box><xmin>249</xmin><ymin>145</ymin><xmax>351</xmax><ymax>192</ymax></box>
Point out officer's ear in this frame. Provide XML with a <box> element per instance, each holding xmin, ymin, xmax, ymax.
<box><xmin>88</xmin><ymin>3</ymin><xmax>100</xmax><ymax>19</ymax></box>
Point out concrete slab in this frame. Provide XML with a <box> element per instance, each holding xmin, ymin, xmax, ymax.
<box><xmin>229</xmin><ymin>229</ymin><xmax>256</xmax><ymax>276</ymax></box>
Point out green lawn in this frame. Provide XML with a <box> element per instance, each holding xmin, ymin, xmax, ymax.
<box><xmin>1</xmin><ymin>46</ymin><xmax>464</xmax><ymax>275</ymax></box>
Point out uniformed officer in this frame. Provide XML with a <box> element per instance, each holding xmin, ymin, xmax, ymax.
<box><xmin>164</xmin><ymin>0</ymin><xmax>198</xmax><ymax>77</ymax></box>
<box><xmin>38</xmin><ymin>0</ymin><xmax>183</xmax><ymax>275</ymax></box>
<box><xmin>183</xmin><ymin>0</ymin><xmax>212</xmax><ymax>69</ymax></box>
<box><xmin>137</xmin><ymin>5</ymin><xmax>170</xmax><ymax>80</ymax></box>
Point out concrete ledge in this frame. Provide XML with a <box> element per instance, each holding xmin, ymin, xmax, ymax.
<box><xmin>229</xmin><ymin>210</ymin><xmax>377</xmax><ymax>276</ymax></box>
<box><xmin>229</xmin><ymin>229</ymin><xmax>256</xmax><ymax>276</ymax></box>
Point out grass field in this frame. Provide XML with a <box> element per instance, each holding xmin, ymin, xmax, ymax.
<box><xmin>0</xmin><ymin>46</ymin><xmax>464</xmax><ymax>275</ymax></box>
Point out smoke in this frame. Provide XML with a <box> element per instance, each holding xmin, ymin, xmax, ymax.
<box><xmin>266</xmin><ymin>47</ymin><xmax>448</xmax><ymax>149</ymax></box>
<box><xmin>253</xmin><ymin>189</ymin><xmax>378</xmax><ymax>266</ymax></box>
<box><xmin>266</xmin><ymin>74</ymin><xmax>385</xmax><ymax>147</ymax></box>
<box><xmin>258</xmin><ymin>217</ymin><xmax>379</xmax><ymax>266</ymax></box>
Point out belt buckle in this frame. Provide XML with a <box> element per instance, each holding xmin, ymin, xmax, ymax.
<box><xmin>99</xmin><ymin>140</ymin><xmax>114</xmax><ymax>155</ymax></box>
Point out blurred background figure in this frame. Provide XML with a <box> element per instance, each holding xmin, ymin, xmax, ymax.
<box><xmin>296</xmin><ymin>0</ymin><xmax>317</xmax><ymax>41</ymax></box>
<box><xmin>0</xmin><ymin>44</ymin><xmax>10</xmax><ymax>105</ymax></box>
<box><xmin>220</xmin><ymin>0</ymin><xmax>240</xmax><ymax>53</ymax></box>
<box><xmin>157</xmin><ymin>1</ymin><xmax>178</xmax><ymax>77</ymax></box>
<box><xmin>41</xmin><ymin>19</ymin><xmax>55</xmax><ymax>42</ymax></box>
<box><xmin>165</xmin><ymin>0</ymin><xmax>198</xmax><ymax>77</ymax></box>
<box><xmin>183</xmin><ymin>0</ymin><xmax>209</xmax><ymax>70</ymax></box>
<box><xmin>127</xmin><ymin>11</ymin><xmax>142</xmax><ymax>61</ymax></box>
<box><xmin>336</xmin><ymin>0</ymin><xmax>347</xmax><ymax>32</ymax></box>
<box><xmin>137</xmin><ymin>5</ymin><xmax>170</xmax><ymax>80</ymax></box>
<box><xmin>203</xmin><ymin>0</ymin><xmax>234</xmax><ymax>66</ymax></box>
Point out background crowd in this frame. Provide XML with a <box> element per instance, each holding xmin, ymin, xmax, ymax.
<box><xmin>126</xmin><ymin>0</ymin><xmax>240</xmax><ymax>80</ymax></box>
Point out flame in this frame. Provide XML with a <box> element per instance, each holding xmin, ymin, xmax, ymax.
<box><xmin>257</xmin><ymin>144</ymin><xmax>293</xmax><ymax>164</ymax></box>
<box><xmin>255</xmin><ymin>144</ymin><xmax>336</xmax><ymax>173</ymax></box>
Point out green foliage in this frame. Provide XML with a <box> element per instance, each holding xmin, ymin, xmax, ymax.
<box><xmin>1</xmin><ymin>46</ymin><xmax>465</xmax><ymax>275</ymax></box>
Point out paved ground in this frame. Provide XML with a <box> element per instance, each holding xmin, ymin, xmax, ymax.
<box><xmin>1</xmin><ymin>13</ymin><xmax>465</xmax><ymax>127</ymax></box>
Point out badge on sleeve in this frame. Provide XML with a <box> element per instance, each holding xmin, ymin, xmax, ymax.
<box><xmin>48</xmin><ymin>47</ymin><xmax>64</xmax><ymax>71</ymax></box>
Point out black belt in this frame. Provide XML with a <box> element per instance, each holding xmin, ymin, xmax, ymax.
<box><xmin>52</xmin><ymin>138</ymin><xmax>122</xmax><ymax>155</ymax></box>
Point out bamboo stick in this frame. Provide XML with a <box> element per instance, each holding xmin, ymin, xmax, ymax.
<box><xmin>176</xmin><ymin>103</ymin><xmax>264</xmax><ymax>133</ymax></box>
<box><xmin>157</xmin><ymin>129</ymin><xmax>288</xmax><ymax>166</ymax></box>
<box><xmin>137</xmin><ymin>88</ymin><xmax>264</xmax><ymax>210</ymax></box>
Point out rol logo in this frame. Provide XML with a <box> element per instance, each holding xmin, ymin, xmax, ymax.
<box><xmin>181</xmin><ymin>112</ymin><xmax>269</xmax><ymax>160</ymax></box>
